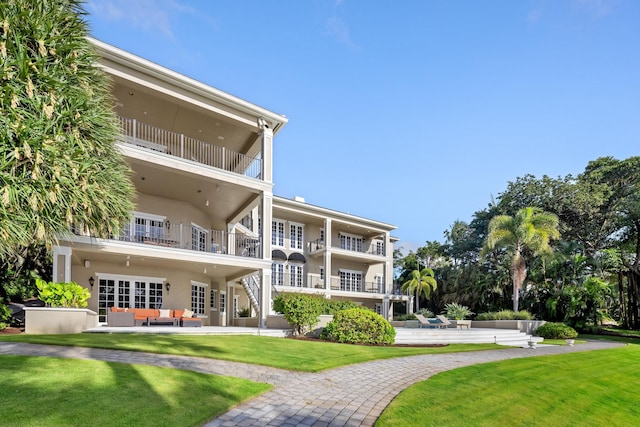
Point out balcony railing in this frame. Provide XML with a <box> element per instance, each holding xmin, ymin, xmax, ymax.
<box><xmin>273</xmin><ymin>273</ymin><xmax>388</xmax><ymax>294</ymax></box>
<box><xmin>308</xmin><ymin>238</ymin><xmax>386</xmax><ymax>256</ymax></box>
<box><xmin>117</xmin><ymin>116</ymin><xmax>262</xmax><ymax>179</ymax></box>
<box><xmin>72</xmin><ymin>224</ymin><xmax>262</xmax><ymax>259</ymax></box>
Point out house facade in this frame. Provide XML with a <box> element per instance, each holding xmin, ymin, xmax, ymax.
<box><xmin>51</xmin><ymin>38</ymin><xmax>407</xmax><ymax>327</ymax></box>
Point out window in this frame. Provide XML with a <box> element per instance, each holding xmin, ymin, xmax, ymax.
<box><xmin>320</xmin><ymin>267</ymin><xmax>325</xmax><ymax>280</ymax></box>
<box><xmin>220</xmin><ymin>291</ymin><xmax>226</xmax><ymax>313</ymax></box>
<box><xmin>123</xmin><ymin>212</ymin><xmax>166</xmax><ymax>242</ymax></box>
<box><xmin>191</xmin><ymin>223</ymin><xmax>208</xmax><ymax>251</ymax></box>
<box><xmin>339</xmin><ymin>270</ymin><xmax>362</xmax><ymax>292</ymax></box>
<box><xmin>272</xmin><ymin>219</ymin><xmax>285</xmax><ymax>247</ymax></box>
<box><xmin>290</xmin><ymin>264</ymin><xmax>304</xmax><ymax>287</ymax></box>
<box><xmin>375</xmin><ymin>275</ymin><xmax>384</xmax><ymax>293</ymax></box>
<box><xmin>290</xmin><ymin>223</ymin><xmax>304</xmax><ymax>250</ymax></box>
<box><xmin>210</xmin><ymin>289</ymin><xmax>217</xmax><ymax>310</ymax></box>
<box><xmin>233</xmin><ymin>296</ymin><xmax>239</xmax><ymax>317</ymax></box>
<box><xmin>96</xmin><ymin>274</ymin><xmax>165</xmax><ymax>323</ymax></box>
<box><xmin>375</xmin><ymin>240</ymin><xmax>385</xmax><ymax>256</ymax></box>
<box><xmin>272</xmin><ymin>263</ymin><xmax>284</xmax><ymax>286</ymax></box>
<box><xmin>319</xmin><ymin>228</ymin><xmax>325</xmax><ymax>243</ymax></box>
<box><xmin>339</xmin><ymin>233</ymin><xmax>363</xmax><ymax>252</ymax></box>
<box><xmin>191</xmin><ymin>281</ymin><xmax>207</xmax><ymax>315</ymax></box>
<box><xmin>375</xmin><ymin>303</ymin><xmax>382</xmax><ymax>315</ymax></box>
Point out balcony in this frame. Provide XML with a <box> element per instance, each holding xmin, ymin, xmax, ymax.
<box><xmin>72</xmin><ymin>224</ymin><xmax>262</xmax><ymax>259</ymax></box>
<box><xmin>117</xmin><ymin>116</ymin><xmax>262</xmax><ymax>179</ymax></box>
<box><xmin>308</xmin><ymin>239</ymin><xmax>387</xmax><ymax>257</ymax></box>
<box><xmin>273</xmin><ymin>273</ymin><xmax>388</xmax><ymax>294</ymax></box>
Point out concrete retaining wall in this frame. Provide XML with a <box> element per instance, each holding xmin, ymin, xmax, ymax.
<box><xmin>24</xmin><ymin>307</ymin><xmax>98</xmax><ymax>334</ymax></box>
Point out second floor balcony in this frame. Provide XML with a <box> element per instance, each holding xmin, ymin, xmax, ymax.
<box><xmin>307</xmin><ymin>238</ymin><xmax>387</xmax><ymax>257</ymax></box>
<box><xmin>71</xmin><ymin>223</ymin><xmax>262</xmax><ymax>259</ymax></box>
<box><xmin>117</xmin><ymin>116</ymin><xmax>263</xmax><ymax>179</ymax></box>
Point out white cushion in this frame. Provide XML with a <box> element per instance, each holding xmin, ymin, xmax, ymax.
<box><xmin>159</xmin><ymin>309</ymin><xmax>170</xmax><ymax>317</ymax></box>
<box><xmin>183</xmin><ymin>309</ymin><xmax>194</xmax><ymax>318</ymax></box>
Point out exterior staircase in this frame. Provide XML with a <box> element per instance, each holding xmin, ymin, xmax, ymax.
<box><xmin>241</xmin><ymin>275</ymin><xmax>261</xmax><ymax>315</ymax></box>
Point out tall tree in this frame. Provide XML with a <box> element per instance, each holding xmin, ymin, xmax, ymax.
<box><xmin>484</xmin><ymin>207</ymin><xmax>560</xmax><ymax>311</ymax></box>
<box><xmin>0</xmin><ymin>0</ymin><xmax>134</xmax><ymax>258</ymax></box>
<box><xmin>402</xmin><ymin>268</ymin><xmax>437</xmax><ymax>312</ymax></box>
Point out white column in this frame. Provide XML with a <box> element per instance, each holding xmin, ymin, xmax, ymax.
<box><xmin>259</xmin><ymin>121</ymin><xmax>274</xmax><ymax>183</ymax></box>
<box><xmin>259</xmin><ymin>268</ymin><xmax>272</xmax><ymax>328</ymax></box>
<box><xmin>52</xmin><ymin>245</ymin><xmax>72</xmax><ymax>283</ymax></box>
<box><xmin>324</xmin><ymin>218</ymin><xmax>332</xmax><ymax>290</ymax></box>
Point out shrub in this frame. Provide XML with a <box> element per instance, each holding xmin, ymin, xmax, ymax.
<box><xmin>321</xmin><ymin>308</ymin><xmax>396</xmax><ymax>345</ymax></box>
<box><xmin>272</xmin><ymin>294</ymin><xmax>323</xmax><ymax>335</ymax></box>
<box><xmin>476</xmin><ymin>310</ymin><xmax>534</xmax><ymax>321</ymax></box>
<box><xmin>0</xmin><ymin>301</ymin><xmax>11</xmax><ymax>329</ymax></box>
<box><xmin>393</xmin><ymin>313</ymin><xmax>417</xmax><ymax>321</ymax></box>
<box><xmin>36</xmin><ymin>279</ymin><xmax>90</xmax><ymax>308</ymax></box>
<box><xmin>320</xmin><ymin>299</ymin><xmax>361</xmax><ymax>315</ymax></box>
<box><xmin>444</xmin><ymin>302</ymin><xmax>474</xmax><ymax>320</ymax></box>
<box><xmin>535</xmin><ymin>322</ymin><xmax>578</xmax><ymax>339</ymax></box>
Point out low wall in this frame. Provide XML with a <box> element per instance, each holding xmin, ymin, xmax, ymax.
<box><xmin>471</xmin><ymin>320</ymin><xmax>546</xmax><ymax>334</ymax></box>
<box><xmin>24</xmin><ymin>307</ymin><xmax>98</xmax><ymax>334</ymax></box>
<box><xmin>233</xmin><ymin>317</ymin><xmax>260</xmax><ymax>327</ymax></box>
<box><xmin>265</xmin><ymin>314</ymin><xmax>334</xmax><ymax>336</ymax></box>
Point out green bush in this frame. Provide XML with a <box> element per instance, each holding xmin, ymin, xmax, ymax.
<box><xmin>0</xmin><ymin>300</ymin><xmax>11</xmax><ymax>329</ymax></box>
<box><xmin>444</xmin><ymin>302</ymin><xmax>474</xmax><ymax>320</ymax></box>
<box><xmin>321</xmin><ymin>308</ymin><xmax>396</xmax><ymax>345</ymax></box>
<box><xmin>535</xmin><ymin>322</ymin><xmax>578</xmax><ymax>339</ymax></box>
<box><xmin>272</xmin><ymin>294</ymin><xmax>324</xmax><ymax>335</ymax></box>
<box><xmin>393</xmin><ymin>313</ymin><xmax>417</xmax><ymax>321</ymax></box>
<box><xmin>36</xmin><ymin>279</ymin><xmax>90</xmax><ymax>308</ymax></box>
<box><xmin>476</xmin><ymin>310</ymin><xmax>534</xmax><ymax>321</ymax></box>
<box><xmin>320</xmin><ymin>299</ymin><xmax>361</xmax><ymax>315</ymax></box>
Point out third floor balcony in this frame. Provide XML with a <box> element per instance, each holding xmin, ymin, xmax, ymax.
<box><xmin>117</xmin><ymin>116</ymin><xmax>263</xmax><ymax>180</ymax></box>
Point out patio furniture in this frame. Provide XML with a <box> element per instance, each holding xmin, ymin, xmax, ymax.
<box><xmin>415</xmin><ymin>314</ymin><xmax>447</xmax><ymax>329</ymax></box>
<box><xmin>436</xmin><ymin>315</ymin><xmax>453</xmax><ymax>328</ymax></box>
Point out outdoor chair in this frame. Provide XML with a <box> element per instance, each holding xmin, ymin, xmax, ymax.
<box><xmin>436</xmin><ymin>315</ymin><xmax>453</xmax><ymax>328</ymax></box>
<box><xmin>415</xmin><ymin>313</ymin><xmax>447</xmax><ymax>329</ymax></box>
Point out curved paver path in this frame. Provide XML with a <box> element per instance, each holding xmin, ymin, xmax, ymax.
<box><xmin>0</xmin><ymin>340</ymin><xmax>624</xmax><ymax>426</ymax></box>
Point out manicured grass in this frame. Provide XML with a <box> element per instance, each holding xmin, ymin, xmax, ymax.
<box><xmin>0</xmin><ymin>355</ymin><xmax>269</xmax><ymax>427</ymax></box>
<box><xmin>0</xmin><ymin>334</ymin><xmax>503</xmax><ymax>372</ymax></box>
<box><xmin>376</xmin><ymin>344</ymin><xmax>640</xmax><ymax>427</ymax></box>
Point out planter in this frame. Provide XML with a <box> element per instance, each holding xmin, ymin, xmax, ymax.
<box><xmin>527</xmin><ymin>339</ymin><xmax>537</xmax><ymax>349</ymax></box>
<box><xmin>451</xmin><ymin>320</ymin><xmax>471</xmax><ymax>329</ymax></box>
<box><xmin>471</xmin><ymin>320</ymin><xmax>546</xmax><ymax>334</ymax></box>
<box><xmin>24</xmin><ymin>307</ymin><xmax>97</xmax><ymax>334</ymax></box>
<box><xmin>566</xmin><ymin>339</ymin><xmax>575</xmax><ymax>347</ymax></box>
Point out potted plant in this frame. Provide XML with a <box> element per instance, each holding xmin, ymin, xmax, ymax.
<box><xmin>444</xmin><ymin>303</ymin><xmax>474</xmax><ymax>329</ymax></box>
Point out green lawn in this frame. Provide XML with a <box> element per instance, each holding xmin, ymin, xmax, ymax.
<box><xmin>0</xmin><ymin>334</ymin><xmax>503</xmax><ymax>372</ymax></box>
<box><xmin>376</xmin><ymin>344</ymin><xmax>640</xmax><ymax>427</ymax></box>
<box><xmin>0</xmin><ymin>355</ymin><xmax>269</xmax><ymax>427</ymax></box>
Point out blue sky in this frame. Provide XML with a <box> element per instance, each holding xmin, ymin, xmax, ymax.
<box><xmin>85</xmin><ymin>0</ymin><xmax>640</xmax><ymax>254</ymax></box>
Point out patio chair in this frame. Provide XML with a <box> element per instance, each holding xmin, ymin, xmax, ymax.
<box><xmin>436</xmin><ymin>315</ymin><xmax>453</xmax><ymax>328</ymax></box>
<box><xmin>415</xmin><ymin>314</ymin><xmax>447</xmax><ymax>329</ymax></box>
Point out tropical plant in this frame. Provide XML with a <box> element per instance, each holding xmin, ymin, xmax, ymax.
<box><xmin>36</xmin><ymin>278</ymin><xmax>90</xmax><ymax>308</ymax></box>
<box><xmin>484</xmin><ymin>207</ymin><xmax>560</xmax><ymax>311</ymax></box>
<box><xmin>402</xmin><ymin>268</ymin><xmax>437</xmax><ymax>312</ymax></box>
<box><xmin>444</xmin><ymin>302</ymin><xmax>474</xmax><ymax>320</ymax></box>
<box><xmin>0</xmin><ymin>0</ymin><xmax>134</xmax><ymax>257</ymax></box>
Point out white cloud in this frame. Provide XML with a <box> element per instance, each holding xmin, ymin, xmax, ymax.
<box><xmin>86</xmin><ymin>0</ymin><xmax>216</xmax><ymax>40</ymax></box>
<box><xmin>573</xmin><ymin>0</ymin><xmax>618</xmax><ymax>18</ymax></box>
<box><xmin>325</xmin><ymin>15</ymin><xmax>357</xmax><ymax>49</ymax></box>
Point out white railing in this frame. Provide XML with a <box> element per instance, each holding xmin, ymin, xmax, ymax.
<box><xmin>117</xmin><ymin>116</ymin><xmax>263</xmax><ymax>179</ymax></box>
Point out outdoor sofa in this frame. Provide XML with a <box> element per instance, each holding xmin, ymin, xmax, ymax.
<box><xmin>108</xmin><ymin>307</ymin><xmax>202</xmax><ymax>327</ymax></box>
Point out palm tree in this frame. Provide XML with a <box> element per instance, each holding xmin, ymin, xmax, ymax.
<box><xmin>402</xmin><ymin>268</ymin><xmax>437</xmax><ymax>312</ymax></box>
<box><xmin>0</xmin><ymin>0</ymin><xmax>134</xmax><ymax>257</ymax></box>
<box><xmin>484</xmin><ymin>207</ymin><xmax>560</xmax><ymax>311</ymax></box>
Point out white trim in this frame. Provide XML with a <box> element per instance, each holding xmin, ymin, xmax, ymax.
<box><xmin>338</xmin><ymin>268</ymin><xmax>362</xmax><ymax>275</ymax></box>
<box><xmin>338</xmin><ymin>231</ymin><xmax>363</xmax><ymax>239</ymax></box>
<box><xmin>132</xmin><ymin>211</ymin><xmax>166</xmax><ymax>222</ymax></box>
<box><xmin>95</xmin><ymin>272</ymin><xmax>166</xmax><ymax>282</ymax></box>
<box><xmin>190</xmin><ymin>280</ymin><xmax>209</xmax><ymax>288</ymax></box>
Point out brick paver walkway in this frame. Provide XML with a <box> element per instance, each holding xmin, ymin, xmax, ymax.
<box><xmin>0</xmin><ymin>340</ymin><xmax>623</xmax><ymax>426</ymax></box>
